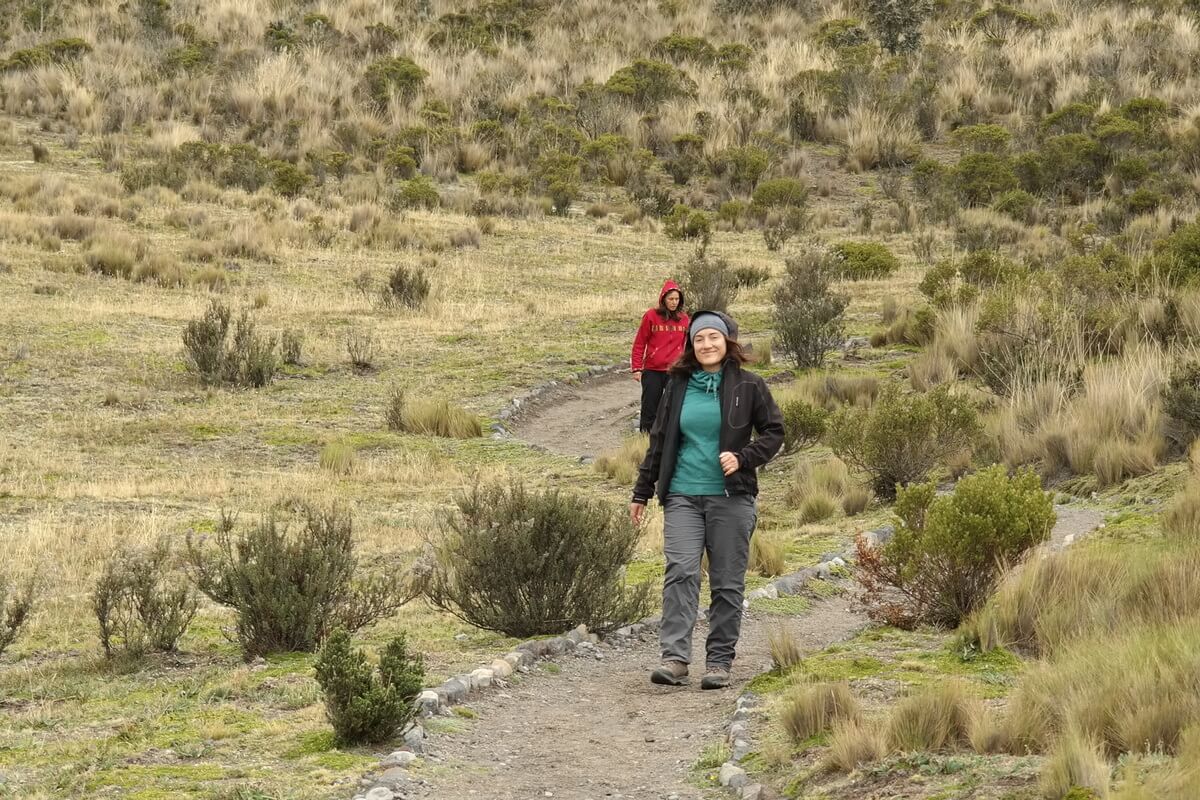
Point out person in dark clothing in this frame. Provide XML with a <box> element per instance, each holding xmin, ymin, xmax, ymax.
<box><xmin>631</xmin><ymin>281</ymin><xmax>689</xmax><ymax>433</ymax></box>
<box><xmin>630</xmin><ymin>311</ymin><xmax>785</xmax><ymax>689</ymax></box>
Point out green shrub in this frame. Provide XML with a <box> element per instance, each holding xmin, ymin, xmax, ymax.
<box><xmin>0</xmin><ymin>573</ymin><xmax>35</xmax><ymax>659</ymax></box>
<box><xmin>269</xmin><ymin>161</ymin><xmax>310</xmax><ymax>198</ymax></box>
<box><xmin>731</xmin><ymin>264</ymin><xmax>771</xmax><ymax>288</ymax></box>
<box><xmin>751</xmin><ymin>178</ymin><xmax>810</xmax><ymax>215</ymax></box>
<box><xmin>663</xmin><ymin>204</ymin><xmax>711</xmax><ymax>241</ymax></box>
<box><xmin>380</xmin><ymin>265</ymin><xmax>431</xmax><ymax>310</ymax></box>
<box><xmin>1164</xmin><ymin>359</ymin><xmax>1200</xmax><ymax>441</ymax></box>
<box><xmin>532</xmin><ymin>151</ymin><xmax>582</xmax><ymax>215</ymax></box>
<box><xmin>363</xmin><ymin>56</ymin><xmax>427</xmax><ymax>110</ymax></box>
<box><xmin>919</xmin><ymin>250</ymin><xmax>1024</xmax><ymax>307</ymax></box>
<box><xmin>425</xmin><ymin>481</ymin><xmax>652</xmax><ymax>637</ymax></box>
<box><xmin>186</xmin><ymin>504</ymin><xmax>414</xmax><ymax>657</ymax></box>
<box><xmin>681</xmin><ymin>243</ymin><xmax>739</xmax><ymax>313</ymax></box>
<box><xmin>772</xmin><ymin>253</ymin><xmax>849</xmax><ymax>369</ymax></box>
<box><xmin>393</xmin><ymin>176</ymin><xmax>440</xmax><ymax>210</ymax></box>
<box><xmin>828</xmin><ymin>385</ymin><xmax>980</xmax><ymax>498</ymax></box>
<box><xmin>93</xmin><ymin>539</ymin><xmax>197</xmax><ymax>658</ymax></box>
<box><xmin>857</xmin><ymin>466</ymin><xmax>1054</xmax><ymax>627</ymax></box>
<box><xmin>781</xmin><ymin>398</ymin><xmax>829</xmax><ymax>452</ymax></box>
<box><xmin>814</xmin><ymin>18</ymin><xmax>870</xmax><ymax>50</ymax></box>
<box><xmin>955</xmin><ymin>152</ymin><xmax>1018</xmax><ymax>206</ymax></box>
<box><xmin>314</xmin><ymin>628</ymin><xmax>424</xmax><ymax>745</ymax></box>
<box><xmin>992</xmin><ymin>188</ymin><xmax>1037</xmax><ymax>223</ymax></box>
<box><xmin>1</xmin><ymin>37</ymin><xmax>91</xmax><ymax>72</ymax></box>
<box><xmin>951</xmin><ymin>124</ymin><xmax>1013</xmax><ymax>154</ymax></box>
<box><xmin>605</xmin><ymin>58</ymin><xmax>696</xmax><ymax>108</ymax></box>
<box><xmin>710</xmin><ymin>145</ymin><xmax>771</xmax><ymax>193</ymax></box>
<box><xmin>863</xmin><ymin>0</ymin><xmax>931</xmax><ymax>54</ymax></box>
<box><xmin>182</xmin><ymin>301</ymin><xmax>278</xmax><ymax>388</ymax></box>
<box><xmin>651</xmin><ymin>34</ymin><xmax>716</xmax><ymax>64</ymax></box>
<box><xmin>830</xmin><ymin>241</ymin><xmax>900</xmax><ymax>280</ymax></box>
<box><xmin>1154</xmin><ymin>220</ymin><xmax>1200</xmax><ymax>286</ymax></box>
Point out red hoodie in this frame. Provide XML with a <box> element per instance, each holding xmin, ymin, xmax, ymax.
<box><xmin>631</xmin><ymin>280</ymin><xmax>690</xmax><ymax>373</ymax></box>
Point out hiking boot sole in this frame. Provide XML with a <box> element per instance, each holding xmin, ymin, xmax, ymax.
<box><xmin>700</xmin><ymin>674</ymin><xmax>730</xmax><ymax>690</ymax></box>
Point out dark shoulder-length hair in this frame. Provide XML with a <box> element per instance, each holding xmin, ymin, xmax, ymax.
<box><xmin>669</xmin><ymin>338</ymin><xmax>752</xmax><ymax>377</ymax></box>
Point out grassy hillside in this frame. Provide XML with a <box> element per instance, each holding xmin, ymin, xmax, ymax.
<box><xmin>2</xmin><ymin>0</ymin><xmax>1200</xmax><ymax>797</ymax></box>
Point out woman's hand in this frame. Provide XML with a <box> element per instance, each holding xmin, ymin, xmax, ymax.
<box><xmin>632</xmin><ymin>371</ymin><xmax>643</xmax><ymax>382</ymax></box>
<box><xmin>719</xmin><ymin>451</ymin><xmax>740</xmax><ymax>476</ymax></box>
<box><xmin>630</xmin><ymin>502</ymin><xmax>646</xmax><ymax>525</ymax></box>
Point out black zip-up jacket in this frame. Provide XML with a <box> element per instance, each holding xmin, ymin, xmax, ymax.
<box><xmin>632</xmin><ymin>360</ymin><xmax>785</xmax><ymax>506</ymax></box>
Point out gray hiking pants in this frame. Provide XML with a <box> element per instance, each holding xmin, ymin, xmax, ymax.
<box><xmin>660</xmin><ymin>493</ymin><xmax>757</xmax><ymax>669</ymax></box>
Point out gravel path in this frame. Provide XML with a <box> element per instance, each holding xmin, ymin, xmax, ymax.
<box><xmin>510</xmin><ymin>373</ymin><xmax>642</xmax><ymax>459</ymax></box>
<box><xmin>421</xmin><ymin>599</ymin><xmax>866</xmax><ymax>800</ymax></box>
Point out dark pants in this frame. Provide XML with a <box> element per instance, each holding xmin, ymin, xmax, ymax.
<box><xmin>639</xmin><ymin>369</ymin><xmax>670</xmax><ymax>433</ymax></box>
<box><xmin>660</xmin><ymin>494</ymin><xmax>757</xmax><ymax>669</ymax></box>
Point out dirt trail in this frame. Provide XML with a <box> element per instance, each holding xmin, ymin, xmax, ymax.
<box><xmin>511</xmin><ymin>373</ymin><xmax>642</xmax><ymax>459</ymax></box>
<box><xmin>423</xmin><ymin>600</ymin><xmax>865</xmax><ymax>800</ymax></box>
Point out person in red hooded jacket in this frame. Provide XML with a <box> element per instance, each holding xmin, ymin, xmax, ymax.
<box><xmin>631</xmin><ymin>280</ymin><xmax>689</xmax><ymax>433</ymax></box>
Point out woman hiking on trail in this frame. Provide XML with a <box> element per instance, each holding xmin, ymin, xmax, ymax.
<box><xmin>630</xmin><ymin>311</ymin><xmax>784</xmax><ymax>690</ymax></box>
<box><xmin>631</xmin><ymin>281</ymin><xmax>689</xmax><ymax>433</ymax></box>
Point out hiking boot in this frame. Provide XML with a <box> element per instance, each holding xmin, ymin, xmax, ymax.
<box><xmin>700</xmin><ymin>665</ymin><xmax>730</xmax><ymax>690</ymax></box>
<box><xmin>650</xmin><ymin>660</ymin><xmax>689</xmax><ymax>686</ymax></box>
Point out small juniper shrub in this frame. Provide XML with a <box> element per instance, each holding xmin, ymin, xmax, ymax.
<box><xmin>424</xmin><ymin>481</ymin><xmax>652</xmax><ymax>637</ymax></box>
<box><xmin>828</xmin><ymin>384</ymin><xmax>980</xmax><ymax>499</ymax></box>
<box><xmin>379</xmin><ymin>264</ymin><xmax>431</xmax><ymax>310</ymax></box>
<box><xmin>782</xmin><ymin>682</ymin><xmax>861</xmax><ymax>743</ymax></box>
<box><xmin>856</xmin><ymin>466</ymin><xmax>1054</xmax><ymax>628</ymax></box>
<box><xmin>181</xmin><ymin>301</ymin><xmax>278</xmax><ymax>388</ymax></box>
<box><xmin>93</xmin><ymin>539</ymin><xmax>197</xmax><ymax>659</ymax></box>
<box><xmin>772</xmin><ymin>252</ymin><xmax>849</xmax><ymax>369</ymax></box>
<box><xmin>186</xmin><ymin>504</ymin><xmax>415</xmax><ymax>657</ymax></box>
<box><xmin>681</xmin><ymin>242</ymin><xmax>738</xmax><ymax>313</ymax></box>
<box><xmin>313</xmin><ymin>628</ymin><xmax>425</xmax><ymax>745</ymax></box>
<box><xmin>595</xmin><ymin>434</ymin><xmax>649</xmax><ymax>486</ymax></box>
<box><xmin>384</xmin><ymin>387</ymin><xmax>481</xmax><ymax>438</ymax></box>
<box><xmin>280</xmin><ymin>329</ymin><xmax>304</xmax><ymax>366</ymax></box>
<box><xmin>0</xmin><ymin>573</ymin><xmax>35</xmax><ymax>658</ymax></box>
<box><xmin>346</xmin><ymin>328</ymin><xmax>377</xmax><ymax>369</ymax></box>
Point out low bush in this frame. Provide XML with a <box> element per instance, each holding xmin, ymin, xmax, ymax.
<box><xmin>186</xmin><ymin>504</ymin><xmax>414</xmax><ymax>657</ymax></box>
<box><xmin>782</xmin><ymin>682</ymin><xmax>861</xmax><ymax>743</ymax></box>
<box><xmin>595</xmin><ymin>434</ymin><xmax>649</xmax><ymax>486</ymax></box>
<box><xmin>0</xmin><ymin>573</ymin><xmax>35</xmax><ymax>658</ymax></box>
<box><xmin>772</xmin><ymin>253</ymin><xmax>849</xmax><ymax>369</ymax></box>
<box><xmin>830</xmin><ymin>241</ymin><xmax>900</xmax><ymax>280</ymax></box>
<box><xmin>857</xmin><ymin>465</ymin><xmax>1053</xmax><ymax>628</ymax></box>
<box><xmin>955</xmin><ymin>152</ymin><xmax>1018</xmax><ymax>206</ymax></box>
<box><xmin>363</xmin><ymin>56</ymin><xmax>427</xmax><ymax>111</ymax></box>
<box><xmin>681</xmin><ymin>243</ymin><xmax>738</xmax><ymax>313</ymax></box>
<box><xmin>314</xmin><ymin>628</ymin><xmax>424</xmax><ymax>745</ymax></box>
<box><xmin>346</xmin><ymin>328</ymin><xmax>376</xmax><ymax>369</ymax></box>
<box><xmin>93</xmin><ymin>539</ymin><xmax>197</xmax><ymax>658</ymax></box>
<box><xmin>828</xmin><ymin>385</ymin><xmax>981</xmax><ymax>499</ymax></box>
<box><xmin>424</xmin><ymin>481</ymin><xmax>652</xmax><ymax>637</ymax></box>
<box><xmin>663</xmin><ymin>204</ymin><xmax>710</xmax><ymax>242</ymax></box>
<box><xmin>384</xmin><ymin>388</ymin><xmax>482</xmax><ymax>438</ymax></box>
<box><xmin>280</xmin><ymin>329</ymin><xmax>304</xmax><ymax>366</ymax></box>
<box><xmin>182</xmin><ymin>301</ymin><xmax>278</xmax><ymax>388</ymax></box>
<box><xmin>780</xmin><ymin>398</ymin><xmax>828</xmax><ymax>452</ymax></box>
<box><xmin>380</xmin><ymin>264</ymin><xmax>431</xmax><ymax>310</ymax></box>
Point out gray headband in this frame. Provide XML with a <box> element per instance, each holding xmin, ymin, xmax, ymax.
<box><xmin>689</xmin><ymin>313</ymin><xmax>730</xmax><ymax>341</ymax></box>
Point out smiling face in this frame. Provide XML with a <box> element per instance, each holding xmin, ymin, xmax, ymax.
<box><xmin>663</xmin><ymin>290</ymin><xmax>681</xmax><ymax>312</ymax></box>
<box><xmin>692</xmin><ymin>328</ymin><xmax>727</xmax><ymax>371</ymax></box>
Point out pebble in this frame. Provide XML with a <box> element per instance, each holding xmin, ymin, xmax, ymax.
<box><xmin>403</xmin><ymin>724</ymin><xmax>425</xmax><ymax>754</ymax></box>
<box><xmin>381</xmin><ymin>751</ymin><xmax>418</xmax><ymax>768</ymax></box>
<box><xmin>364</xmin><ymin>789</ymin><xmax>394</xmax><ymax>800</ymax></box>
<box><xmin>453</xmin><ymin>633</ymin><xmax>469</xmax><ymax>642</ymax></box>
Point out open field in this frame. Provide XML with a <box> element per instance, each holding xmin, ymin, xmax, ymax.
<box><xmin>3</xmin><ymin>0</ymin><xmax>1200</xmax><ymax>797</ymax></box>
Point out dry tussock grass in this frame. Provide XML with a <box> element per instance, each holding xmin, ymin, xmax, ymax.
<box><xmin>782</xmin><ymin>682</ymin><xmax>861</xmax><ymax>744</ymax></box>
